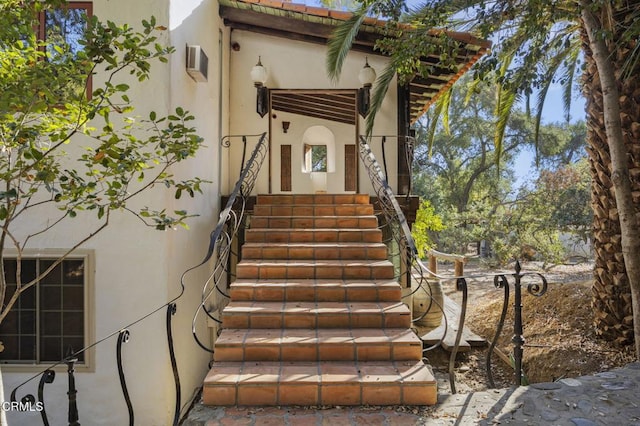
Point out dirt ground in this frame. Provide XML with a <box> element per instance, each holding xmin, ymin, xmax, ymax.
<box><xmin>420</xmin><ymin>259</ymin><xmax>636</xmax><ymax>393</ymax></box>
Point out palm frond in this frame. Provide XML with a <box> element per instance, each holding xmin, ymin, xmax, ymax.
<box><xmin>619</xmin><ymin>7</ymin><xmax>640</xmax><ymax>79</ymax></box>
<box><xmin>533</xmin><ymin>77</ymin><xmax>553</xmax><ymax>165</ymax></box>
<box><xmin>533</xmin><ymin>40</ymin><xmax>576</xmax><ymax>149</ymax></box>
<box><xmin>463</xmin><ymin>77</ymin><xmax>481</xmax><ymax>107</ymax></box>
<box><xmin>425</xmin><ymin>91</ymin><xmax>449</xmax><ymax>157</ymax></box>
<box><xmin>492</xmin><ymin>51</ymin><xmax>517</xmax><ymax>168</ymax></box>
<box><xmin>364</xmin><ymin>60</ymin><xmax>397</xmax><ymax>136</ymax></box>
<box><xmin>494</xmin><ymin>85</ymin><xmax>516</xmax><ymax>168</ymax></box>
<box><xmin>561</xmin><ymin>45</ymin><xmax>580</xmax><ymax>122</ymax></box>
<box><xmin>326</xmin><ymin>6</ymin><xmax>370</xmax><ymax>83</ymax></box>
<box><xmin>440</xmin><ymin>87</ymin><xmax>452</xmax><ymax>136</ymax></box>
<box><xmin>622</xmin><ymin>41</ymin><xmax>640</xmax><ymax>80</ymax></box>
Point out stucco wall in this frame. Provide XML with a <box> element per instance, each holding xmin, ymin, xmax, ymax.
<box><xmin>227</xmin><ymin>30</ymin><xmax>398</xmax><ymax>196</ymax></box>
<box><xmin>2</xmin><ymin>0</ymin><xmax>226</xmax><ymax>424</ymax></box>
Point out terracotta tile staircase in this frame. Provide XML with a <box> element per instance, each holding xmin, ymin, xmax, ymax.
<box><xmin>203</xmin><ymin>194</ymin><xmax>437</xmax><ymax>406</ymax></box>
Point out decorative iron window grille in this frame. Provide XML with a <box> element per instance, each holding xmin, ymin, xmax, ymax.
<box><xmin>0</xmin><ymin>255</ymin><xmax>89</xmax><ymax>366</ymax></box>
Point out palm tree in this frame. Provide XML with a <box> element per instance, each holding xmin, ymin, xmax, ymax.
<box><xmin>326</xmin><ymin>0</ymin><xmax>640</xmax><ymax>356</ymax></box>
<box><xmin>580</xmin><ymin>2</ymin><xmax>640</xmax><ymax>348</ymax></box>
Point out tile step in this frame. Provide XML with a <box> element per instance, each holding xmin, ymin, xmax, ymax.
<box><xmin>241</xmin><ymin>242</ymin><xmax>388</xmax><ymax>261</ymax></box>
<box><xmin>236</xmin><ymin>260</ymin><xmax>395</xmax><ymax>280</ymax></box>
<box><xmin>221</xmin><ymin>301</ymin><xmax>411</xmax><ymax>329</ymax></box>
<box><xmin>202</xmin><ymin>360</ymin><xmax>437</xmax><ymax>406</ymax></box>
<box><xmin>253</xmin><ymin>204</ymin><xmax>375</xmax><ymax>217</ymax></box>
<box><xmin>214</xmin><ymin>328</ymin><xmax>422</xmax><ymax>362</ymax></box>
<box><xmin>229</xmin><ymin>279</ymin><xmax>402</xmax><ymax>302</ymax></box>
<box><xmin>245</xmin><ymin>228</ymin><xmax>383</xmax><ymax>244</ymax></box>
<box><xmin>251</xmin><ymin>215</ymin><xmax>379</xmax><ymax>230</ymax></box>
<box><xmin>256</xmin><ymin>194</ymin><xmax>370</xmax><ymax>205</ymax></box>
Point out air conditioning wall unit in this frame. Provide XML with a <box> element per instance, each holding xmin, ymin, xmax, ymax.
<box><xmin>186</xmin><ymin>45</ymin><xmax>208</xmax><ymax>82</ymax></box>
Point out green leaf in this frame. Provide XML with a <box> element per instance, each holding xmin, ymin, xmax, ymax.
<box><xmin>326</xmin><ymin>7</ymin><xmax>370</xmax><ymax>82</ymax></box>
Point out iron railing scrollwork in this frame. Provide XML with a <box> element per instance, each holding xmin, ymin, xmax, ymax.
<box><xmin>221</xmin><ymin>134</ymin><xmax>268</xmax><ymax>187</ymax></box>
<box><xmin>360</xmin><ymin>135</ymin><xmax>415</xmax><ymax>189</ymax></box>
<box><xmin>11</xmin><ymin>257</ymin><xmax>190</xmax><ymax>426</ymax></box>
<box><xmin>37</xmin><ymin>370</ymin><xmax>55</xmax><ymax>426</ymax></box>
<box><xmin>358</xmin><ymin>135</ymin><xmax>548</xmax><ymax>394</ymax></box>
<box><xmin>187</xmin><ymin>132</ymin><xmax>268</xmax><ymax>353</ymax></box>
<box><xmin>117</xmin><ymin>330</ymin><xmax>134</xmax><ymax>426</ymax></box>
<box><xmin>6</xmin><ymin>133</ymin><xmax>268</xmax><ymax>426</ymax></box>
<box><xmin>167</xmin><ymin>303</ymin><xmax>181</xmax><ymax>426</ymax></box>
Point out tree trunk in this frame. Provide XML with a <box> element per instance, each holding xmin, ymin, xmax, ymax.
<box><xmin>581</xmin><ymin>2</ymin><xmax>640</xmax><ymax>358</ymax></box>
<box><xmin>582</xmin><ymin>42</ymin><xmax>634</xmax><ymax>345</ymax></box>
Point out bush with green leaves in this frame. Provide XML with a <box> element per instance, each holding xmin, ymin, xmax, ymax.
<box><xmin>411</xmin><ymin>200</ymin><xmax>445</xmax><ymax>258</ymax></box>
<box><xmin>0</xmin><ymin>0</ymin><xmax>206</xmax><ymax>323</ymax></box>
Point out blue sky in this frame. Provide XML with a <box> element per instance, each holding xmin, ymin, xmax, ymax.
<box><xmin>299</xmin><ymin>0</ymin><xmax>587</xmax><ymax>185</ymax></box>
<box><xmin>514</xmin><ymin>86</ymin><xmax>586</xmax><ymax>187</ymax></box>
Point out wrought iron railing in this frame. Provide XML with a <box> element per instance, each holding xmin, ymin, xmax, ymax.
<box><xmin>358</xmin><ymin>135</ymin><xmax>548</xmax><ymax>393</ymax></box>
<box><xmin>360</xmin><ymin>135</ymin><xmax>415</xmax><ymax>192</ymax></box>
<box><xmin>9</xmin><ymin>301</ymin><xmax>183</xmax><ymax>426</ymax></box>
<box><xmin>7</xmin><ymin>133</ymin><xmax>269</xmax><ymax>426</ymax></box>
<box><xmin>188</xmin><ymin>132</ymin><xmax>268</xmax><ymax>353</ymax></box>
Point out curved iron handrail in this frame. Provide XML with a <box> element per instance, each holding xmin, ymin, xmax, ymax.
<box><xmin>9</xmin><ymin>296</ymin><xmax>186</xmax><ymax>425</ymax></box>
<box><xmin>37</xmin><ymin>370</ymin><xmax>55</xmax><ymax>426</ymax></box>
<box><xmin>187</xmin><ymin>132</ymin><xmax>269</xmax><ymax>353</ymax></box>
<box><xmin>3</xmin><ymin>138</ymin><xmax>272</xmax><ymax>426</ymax></box>
<box><xmin>167</xmin><ymin>303</ymin><xmax>181</xmax><ymax>426</ymax></box>
<box><xmin>6</xmin><ymin>132</ymin><xmax>267</xmax><ymax>425</ymax></box>
<box><xmin>359</xmin><ymin>134</ymin><xmax>415</xmax><ymax>188</ymax></box>
<box><xmin>358</xmin><ymin>135</ymin><xmax>548</xmax><ymax>393</ymax></box>
<box><xmin>116</xmin><ymin>330</ymin><xmax>134</xmax><ymax>426</ymax></box>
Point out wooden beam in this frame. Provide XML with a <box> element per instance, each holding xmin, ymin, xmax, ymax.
<box><xmin>221</xmin><ymin>7</ymin><xmax>379</xmax><ymax>53</ymax></box>
<box><xmin>270</xmin><ymin>90</ymin><xmax>357</xmax><ymax>125</ymax></box>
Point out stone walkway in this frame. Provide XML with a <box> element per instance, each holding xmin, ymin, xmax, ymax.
<box><xmin>184</xmin><ymin>362</ymin><xmax>640</xmax><ymax>425</ymax></box>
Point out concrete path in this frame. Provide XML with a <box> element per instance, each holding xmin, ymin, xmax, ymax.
<box><xmin>184</xmin><ymin>362</ymin><xmax>640</xmax><ymax>425</ymax></box>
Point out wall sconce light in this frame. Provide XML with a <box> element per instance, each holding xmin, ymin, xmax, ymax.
<box><xmin>357</xmin><ymin>58</ymin><xmax>376</xmax><ymax>118</ymax></box>
<box><xmin>282</xmin><ymin>121</ymin><xmax>290</xmax><ymax>133</ymax></box>
<box><xmin>251</xmin><ymin>56</ymin><xmax>269</xmax><ymax>118</ymax></box>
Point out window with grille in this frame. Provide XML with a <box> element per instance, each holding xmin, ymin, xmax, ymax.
<box><xmin>0</xmin><ymin>253</ymin><xmax>91</xmax><ymax>366</ymax></box>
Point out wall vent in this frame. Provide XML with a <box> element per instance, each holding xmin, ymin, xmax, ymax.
<box><xmin>186</xmin><ymin>45</ymin><xmax>208</xmax><ymax>82</ymax></box>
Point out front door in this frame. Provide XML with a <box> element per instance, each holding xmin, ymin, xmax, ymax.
<box><xmin>269</xmin><ymin>90</ymin><xmax>359</xmax><ymax>194</ymax></box>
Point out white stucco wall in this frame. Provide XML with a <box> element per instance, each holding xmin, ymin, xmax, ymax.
<box><xmin>2</xmin><ymin>0</ymin><xmax>226</xmax><ymax>424</ymax></box>
<box><xmin>166</xmin><ymin>0</ymin><xmax>228</xmax><ymax>422</ymax></box>
<box><xmin>227</xmin><ymin>30</ymin><xmax>398</xmax><ymax>196</ymax></box>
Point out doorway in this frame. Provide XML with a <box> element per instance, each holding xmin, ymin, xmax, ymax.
<box><xmin>269</xmin><ymin>89</ymin><xmax>359</xmax><ymax>194</ymax></box>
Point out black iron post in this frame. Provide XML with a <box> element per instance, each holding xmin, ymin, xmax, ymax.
<box><xmin>381</xmin><ymin>136</ymin><xmax>388</xmax><ymax>182</ymax></box>
<box><xmin>116</xmin><ymin>330</ymin><xmax>134</xmax><ymax>426</ymax></box>
<box><xmin>512</xmin><ymin>261</ymin><xmax>525</xmax><ymax>385</ymax></box>
<box><xmin>37</xmin><ymin>369</ymin><xmax>55</xmax><ymax>426</ymax></box>
<box><xmin>167</xmin><ymin>303</ymin><xmax>181</xmax><ymax>426</ymax></box>
<box><xmin>240</xmin><ymin>136</ymin><xmax>248</xmax><ymax>182</ymax></box>
<box><xmin>65</xmin><ymin>348</ymin><xmax>80</xmax><ymax>426</ymax></box>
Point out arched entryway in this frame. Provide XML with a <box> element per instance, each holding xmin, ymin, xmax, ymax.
<box><xmin>269</xmin><ymin>89</ymin><xmax>359</xmax><ymax>194</ymax></box>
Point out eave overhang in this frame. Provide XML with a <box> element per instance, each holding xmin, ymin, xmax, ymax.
<box><xmin>220</xmin><ymin>0</ymin><xmax>491</xmax><ymax>123</ymax></box>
